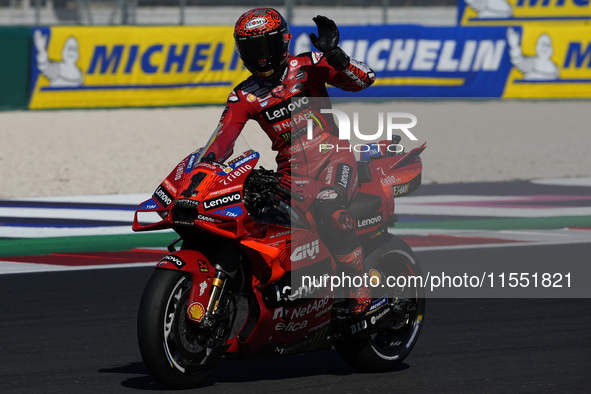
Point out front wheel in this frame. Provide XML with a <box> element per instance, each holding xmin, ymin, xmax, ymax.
<box><xmin>334</xmin><ymin>236</ymin><xmax>425</xmax><ymax>372</ymax></box>
<box><xmin>137</xmin><ymin>269</ymin><xmax>236</xmax><ymax>389</ymax></box>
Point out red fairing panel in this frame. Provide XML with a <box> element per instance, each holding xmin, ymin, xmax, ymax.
<box><xmin>156</xmin><ymin>250</ymin><xmax>215</xmax><ymax>323</ymax></box>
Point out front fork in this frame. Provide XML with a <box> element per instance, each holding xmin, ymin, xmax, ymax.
<box><xmin>187</xmin><ymin>242</ymin><xmax>242</xmax><ymax>330</ymax></box>
<box><xmin>199</xmin><ymin>271</ymin><xmax>229</xmax><ymax>330</ymax></box>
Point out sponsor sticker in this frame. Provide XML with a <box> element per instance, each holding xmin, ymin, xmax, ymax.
<box><xmin>311</xmin><ymin>51</ymin><xmax>323</xmax><ymax>64</ymax></box>
<box><xmin>369</xmin><ymin>269</ymin><xmax>383</xmax><ymax>287</ymax></box>
<box><xmin>360</xmin><ymin>143</ymin><xmax>383</xmax><ymax>161</ymax></box>
<box><xmin>228</xmin><ymin>90</ymin><xmax>239</xmax><ymax>102</ymax></box>
<box><xmin>291</xmin><ymin>240</ymin><xmax>319</xmax><ymax>261</ymax></box>
<box><xmin>367</xmin><ymin>294</ymin><xmax>388</xmax><ymax>314</ymax></box>
<box><xmin>392</xmin><ymin>183</ymin><xmax>410</xmax><ymax>197</ymax></box>
<box><xmin>197</xmin><ymin>214</ymin><xmax>223</xmax><ymax>224</ymax></box>
<box><xmin>208</xmin><ymin>184</ymin><xmax>242</xmax><ymax>196</ymax></box>
<box><xmin>197</xmin><ymin>260</ymin><xmax>209</xmax><ymax>273</ymax></box>
<box><xmin>229</xmin><ymin>152</ymin><xmax>259</xmax><ymax>169</ymax></box>
<box><xmin>139</xmin><ymin>198</ymin><xmax>159</xmax><ymax>210</ymax></box>
<box><xmin>153</xmin><ymin>185</ymin><xmax>173</xmax><ymax>207</ymax></box>
<box><xmin>295</xmin><ymin>70</ymin><xmax>307</xmax><ymax>82</ymax></box>
<box><xmin>202</xmin><ymin>192</ymin><xmax>241</xmax><ymax>210</ymax></box>
<box><xmin>213</xmin><ymin>205</ymin><xmax>244</xmax><ymax>218</ymax></box>
<box><xmin>187</xmin><ymin>302</ymin><xmax>205</xmax><ymax>322</ymax></box>
<box><xmin>370</xmin><ymin>307</ymin><xmax>390</xmax><ymax>325</ymax></box>
<box><xmin>290</xmin><ymin>82</ymin><xmax>304</xmax><ymax>94</ymax></box>
<box><xmin>199</xmin><ymin>280</ymin><xmax>208</xmax><ymax>296</ymax></box>
<box><xmin>356</xmin><ymin>213</ymin><xmax>383</xmax><ymax>229</ymax></box>
<box><xmin>161</xmin><ymin>254</ymin><xmax>186</xmax><ymax>269</ymax></box>
<box><xmin>263</xmin><ymin>95</ymin><xmax>310</xmax><ymax>123</ymax></box>
<box><xmin>275</xmin><ymin>320</ymin><xmax>308</xmax><ymax>332</ymax></box>
<box><xmin>335</xmin><ymin>163</ymin><xmax>353</xmax><ymax>190</ymax></box>
<box><xmin>162</xmin><ymin>179</ymin><xmax>177</xmax><ymax>194</ymax></box>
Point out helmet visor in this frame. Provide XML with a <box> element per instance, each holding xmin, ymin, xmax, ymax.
<box><xmin>236</xmin><ymin>30</ymin><xmax>289</xmax><ymax>69</ymax></box>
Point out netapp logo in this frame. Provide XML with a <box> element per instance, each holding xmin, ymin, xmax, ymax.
<box><xmin>203</xmin><ymin>192</ymin><xmax>241</xmax><ymax>210</ymax></box>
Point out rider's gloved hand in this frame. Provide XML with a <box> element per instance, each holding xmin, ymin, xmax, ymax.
<box><xmin>202</xmin><ymin>152</ymin><xmax>216</xmax><ymax>163</ymax></box>
<box><xmin>309</xmin><ymin>15</ymin><xmax>350</xmax><ymax>70</ymax></box>
<box><xmin>274</xmin><ymin>175</ymin><xmax>292</xmax><ymax>205</ymax></box>
<box><xmin>275</xmin><ymin>175</ymin><xmax>306</xmax><ymax>204</ymax></box>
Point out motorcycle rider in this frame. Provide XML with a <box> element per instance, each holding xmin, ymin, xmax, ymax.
<box><xmin>203</xmin><ymin>8</ymin><xmax>376</xmax><ymax>315</ymax></box>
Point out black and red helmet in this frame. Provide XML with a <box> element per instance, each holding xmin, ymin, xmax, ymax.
<box><xmin>234</xmin><ymin>8</ymin><xmax>292</xmax><ymax>81</ymax></box>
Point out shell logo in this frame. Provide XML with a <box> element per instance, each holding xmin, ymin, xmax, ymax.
<box><xmin>369</xmin><ymin>268</ymin><xmax>382</xmax><ymax>286</ymax></box>
<box><xmin>188</xmin><ymin>302</ymin><xmax>205</xmax><ymax>322</ymax></box>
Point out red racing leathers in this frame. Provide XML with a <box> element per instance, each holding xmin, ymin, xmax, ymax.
<box><xmin>205</xmin><ymin>51</ymin><xmax>375</xmax><ymax>180</ymax></box>
<box><xmin>206</xmin><ymin>51</ymin><xmax>375</xmax><ymax>312</ymax></box>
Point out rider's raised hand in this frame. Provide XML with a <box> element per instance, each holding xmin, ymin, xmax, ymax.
<box><xmin>309</xmin><ymin>15</ymin><xmax>340</xmax><ymax>54</ymax></box>
<box><xmin>309</xmin><ymin>15</ymin><xmax>350</xmax><ymax>69</ymax></box>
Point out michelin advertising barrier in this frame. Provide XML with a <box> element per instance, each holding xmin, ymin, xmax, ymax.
<box><xmin>29</xmin><ymin>26</ymin><xmax>250</xmax><ymax>109</ymax></box>
<box><xmin>29</xmin><ymin>24</ymin><xmax>591</xmax><ymax>109</ymax></box>
<box><xmin>291</xmin><ymin>24</ymin><xmax>591</xmax><ymax>98</ymax></box>
<box><xmin>457</xmin><ymin>0</ymin><xmax>591</xmax><ymax>25</ymax></box>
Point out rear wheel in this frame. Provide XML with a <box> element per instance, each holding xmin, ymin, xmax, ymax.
<box><xmin>137</xmin><ymin>269</ymin><xmax>238</xmax><ymax>389</ymax></box>
<box><xmin>334</xmin><ymin>236</ymin><xmax>425</xmax><ymax>372</ymax></box>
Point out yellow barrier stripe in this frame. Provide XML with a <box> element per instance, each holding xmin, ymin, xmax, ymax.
<box><xmin>374</xmin><ymin>77</ymin><xmax>465</xmax><ymax>86</ymax></box>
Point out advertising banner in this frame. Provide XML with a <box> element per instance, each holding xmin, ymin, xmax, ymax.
<box><xmin>292</xmin><ymin>24</ymin><xmax>591</xmax><ymax>99</ymax></box>
<box><xmin>292</xmin><ymin>24</ymin><xmax>514</xmax><ymax>98</ymax></box>
<box><xmin>457</xmin><ymin>0</ymin><xmax>591</xmax><ymax>25</ymax></box>
<box><xmin>29</xmin><ymin>26</ymin><xmax>250</xmax><ymax>109</ymax></box>
<box><xmin>503</xmin><ymin>23</ymin><xmax>591</xmax><ymax>97</ymax></box>
<box><xmin>27</xmin><ymin>24</ymin><xmax>591</xmax><ymax>109</ymax></box>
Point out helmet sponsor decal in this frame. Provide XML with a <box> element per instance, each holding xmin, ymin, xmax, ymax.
<box><xmin>235</xmin><ymin>8</ymin><xmax>284</xmax><ymax>37</ymax></box>
<box><xmin>245</xmin><ymin>17</ymin><xmax>268</xmax><ymax>30</ymax></box>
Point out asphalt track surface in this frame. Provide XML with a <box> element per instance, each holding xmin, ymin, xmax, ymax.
<box><xmin>1</xmin><ymin>179</ymin><xmax>590</xmax><ymax>393</ymax></box>
<box><xmin>1</xmin><ymin>244</ymin><xmax>590</xmax><ymax>394</ymax></box>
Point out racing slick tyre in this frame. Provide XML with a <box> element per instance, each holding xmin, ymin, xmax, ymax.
<box><xmin>334</xmin><ymin>235</ymin><xmax>425</xmax><ymax>372</ymax></box>
<box><xmin>137</xmin><ymin>269</ymin><xmax>236</xmax><ymax>389</ymax></box>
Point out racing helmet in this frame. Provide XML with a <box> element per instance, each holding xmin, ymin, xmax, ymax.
<box><xmin>234</xmin><ymin>8</ymin><xmax>292</xmax><ymax>81</ymax></box>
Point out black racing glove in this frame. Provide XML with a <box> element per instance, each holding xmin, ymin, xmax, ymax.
<box><xmin>201</xmin><ymin>152</ymin><xmax>216</xmax><ymax>163</ymax></box>
<box><xmin>309</xmin><ymin>15</ymin><xmax>350</xmax><ymax>70</ymax></box>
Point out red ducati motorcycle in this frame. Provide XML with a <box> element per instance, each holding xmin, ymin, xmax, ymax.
<box><xmin>133</xmin><ymin>131</ymin><xmax>426</xmax><ymax>389</ymax></box>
